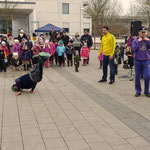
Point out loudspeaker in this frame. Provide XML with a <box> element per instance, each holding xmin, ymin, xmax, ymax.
<box><xmin>131</xmin><ymin>21</ymin><xmax>142</xmax><ymax>36</ymax></box>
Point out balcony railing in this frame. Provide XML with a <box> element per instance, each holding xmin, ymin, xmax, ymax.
<box><xmin>0</xmin><ymin>0</ymin><xmax>35</xmax><ymax>4</ymax></box>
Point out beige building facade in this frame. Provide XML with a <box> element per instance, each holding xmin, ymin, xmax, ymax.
<box><xmin>0</xmin><ymin>0</ymin><xmax>92</xmax><ymax>37</ymax></box>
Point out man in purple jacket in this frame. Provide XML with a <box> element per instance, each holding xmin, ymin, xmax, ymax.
<box><xmin>132</xmin><ymin>26</ymin><xmax>150</xmax><ymax>97</ymax></box>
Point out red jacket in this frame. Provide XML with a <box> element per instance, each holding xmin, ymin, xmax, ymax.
<box><xmin>2</xmin><ymin>46</ymin><xmax>9</xmax><ymax>57</ymax></box>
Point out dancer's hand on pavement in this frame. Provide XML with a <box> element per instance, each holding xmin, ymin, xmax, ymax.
<box><xmin>15</xmin><ymin>91</ymin><xmax>22</xmax><ymax>96</ymax></box>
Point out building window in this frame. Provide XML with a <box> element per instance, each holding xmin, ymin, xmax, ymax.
<box><xmin>62</xmin><ymin>22</ymin><xmax>70</xmax><ymax>33</ymax></box>
<box><xmin>62</xmin><ymin>3</ymin><xmax>69</xmax><ymax>14</ymax></box>
<box><xmin>83</xmin><ymin>23</ymin><xmax>90</xmax><ymax>33</ymax></box>
<box><xmin>84</xmin><ymin>28</ymin><xmax>90</xmax><ymax>33</ymax></box>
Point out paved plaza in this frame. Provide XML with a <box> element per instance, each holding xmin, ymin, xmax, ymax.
<box><xmin>0</xmin><ymin>50</ymin><xmax>150</xmax><ymax>150</ymax></box>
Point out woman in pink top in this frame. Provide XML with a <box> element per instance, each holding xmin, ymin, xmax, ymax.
<box><xmin>81</xmin><ymin>43</ymin><xmax>89</xmax><ymax>66</ymax></box>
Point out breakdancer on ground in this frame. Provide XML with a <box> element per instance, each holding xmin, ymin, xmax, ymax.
<box><xmin>11</xmin><ymin>52</ymin><xmax>50</xmax><ymax>96</ymax></box>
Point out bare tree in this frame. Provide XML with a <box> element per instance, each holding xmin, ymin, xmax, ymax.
<box><xmin>136</xmin><ymin>0</ymin><xmax>150</xmax><ymax>28</ymax></box>
<box><xmin>0</xmin><ymin>0</ymin><xmax>19</xmax><ymax>34</ymax></box>
<box><xmin>85</xmin><ymin>0</ymin><xmax>109</xmax><ymax>49</ymax></box>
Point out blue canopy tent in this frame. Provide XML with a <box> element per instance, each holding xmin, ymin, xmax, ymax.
<box><xmin>35</xmin><ymin>23</ymin><xmax>62</xmax><ymax>32</ymax></box>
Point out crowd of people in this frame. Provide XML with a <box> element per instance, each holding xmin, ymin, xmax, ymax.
<box><xmin>0</xmin><ymin>26</ymin><xmax>150</xmax><ymax>98</ymax></box>
<box><xmin>0</xmin><ymin>29</ymin><xmax>93</xmax><ymax>73</ymax></box>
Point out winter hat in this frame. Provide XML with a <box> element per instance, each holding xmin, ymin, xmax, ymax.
<box><xmin>20</xmin><ymin>30</ymin><xmax>24</xmax><ymax>33</ymax></box>
<box><xmin>59</xmin><ymin>40</ymin><xmax>64</xmax><ymax>44</ymax></box>
<box><xmin>32</xmin><ymin>33</ymin><xmax>37</xmax><ymax>37</ymax></box>
<box><xmin>1</xmin><ymin>41</ymin><xmax>6</xmax><ymax>45</ymax></box>
<box><xmin>7</xmin><ymin>33</ymin><xmax>12</xmax><ymax>37</ymax></box>
<box><xmin>11</xmin><ymin>84</ymin><xmax>18</xmax><ymax>92</ymax></box>
<box><xmin>14</xmin><ymin>39</ymin><xmax>19</xmax><ymax>43</ymax></box>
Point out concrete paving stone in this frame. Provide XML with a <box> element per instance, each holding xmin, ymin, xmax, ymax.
<box><xmin>21</xmin><ymin>121</ymin><xmax>38</xmax><ymax>128</ymax></box>
<box><xmin>136</xmin><ymin>145</ymin><xmax>150</xmax><ymax>150</ymax></box>
<box><xmin>121</xmin><ymin>119</ymin><xmax>144</xmax><ymax>130</ymax></box>
<box><xmin>22</xmin><ymin>127</ymin><xmax>41</xmax><ymax>137</ymax></box>
<box><xmin>66</xmin><ymin>139</ymin><xmax>90</xmax><ymax>150</ymax></box>
<box><xmin>2</xmin><ymin>141</ymin><xmax>23</xmax><ymax>150</ymax></box>
<box><xmin>23</xmin><ymin>143</ymin><xmax>46</xmax><ymax>150</ymax></box>
<box><xmin>44</xmin><ymin>138</ymin><xmax>67</xmax><ymax>149</ymax></box>
<box><xmin>23</xmin><ymin>135</ymin><xmax>44</xmax><ymax>145</ymax></box>
<box><xmin>126</xmin><ymin>137</ymin><xmax>150</xmax><ymax>148</ymax></box>
<box><xmin>89</xmin><ymin>141</ymin><xmax>113</xmax><ymax>150</ymax></box>
<box><xmin>41</xmin><ymin>129</ymin><xmax>61</xmax><ymax>139</ymax></box>
<box><xmin>51</xmin><ymin>113</ymin><xmax>72</xmax><ymax>126</ymax></box>
<box><xmin>136</xmin><ymin>128</ymin><xmax>150</xmax><ymax>142</ymax></box>
<box><xmin>39</xmin><ymin>123</ymin><xmax>58</xmax><ymax>131</ymax></box>
<box><xmin>98</xmin><ymin>128</ymin><xmax>127</xmax><ymax>146</ymax></box>
<box><xmin>112</xmin><ymin>144</ymin><xmax>135</xmax><ymax>150</ymax></box>
<box><xmin>140</xmin><ymin>122</ymin><xmax>150</xmax><ymax>130</ymax></box>
<box><xmin>82</xmin><ymin>133</ymin><xmax>104</xmax><ymax>143</ymax></box>
<box><xmin>36</xmin><ymin>117</ymin><xmax>53</xmax><ymax>124</ymax></box>
<box><xmin>76</xmin><ymin>125</ymin><xmax>97</xmax><ymax>135</ymax></box>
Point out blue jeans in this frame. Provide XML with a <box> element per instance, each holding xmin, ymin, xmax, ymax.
<box><xmin>102</xmin><ymin>55</ymin><xmax>115</xmax><ymax>82</ymax></box>
<box><xmin>134</xmin><ymin>59</ymin><xmax>149</xmax><ymax>94</ymax></box>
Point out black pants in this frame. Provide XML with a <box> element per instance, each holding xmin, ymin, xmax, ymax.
<box><xmin>0</xmin><ymin>61</ymin><xmax>6</xmax><ymax>72</ymax></box>
<box><xmin>58</xmin><ymin>55</ymin><xmax>65</xmax><ymax>66</ymax></box>
<box><xmin>74</xmin><ymin>47</ymin><xmax>81</xmax><ymax>57</ymax></box>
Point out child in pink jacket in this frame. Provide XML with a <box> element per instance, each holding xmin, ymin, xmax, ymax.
<box><xmin>33</xmin><ymin>41</ymin><xmax>41</xmax><ymax>65</ymax></box>
<box><xmin>49</xmin><ymin>40</ymin><xmax>56</xmax><ymax>65</ymax></box>
<box><xmin>81</xmin><ymin>43</ymin><xmax>89</xmax><ymax>66</ymax></box>
<box><xmin>98</xmin><ymin>51</ymin><xmax>103</xmax><ymax>69</ymax></box>
<box><xmin>42</xmin><ymin>40</ymin><xmax>51</xmax><ymax>68</ymax></box>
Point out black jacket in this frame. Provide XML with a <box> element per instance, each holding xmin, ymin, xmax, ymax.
<box><xmin>18</xmin><ymin>34</ymin><xmax>27</xmax><ymax>43</ymax></box>
<box><xmin>80</xmin><ymin>34</ymin><xmax>93</xmax><ymax>48</ymax></box>
<box><xmin>49</xmin><ymin>31</ymin><xmax>57</xmax><ymax>42</ymax></box>
<box><xmin>61</xmin><ymin>35</ymin><xmax>70</xmax><ymax>46</ymax></box>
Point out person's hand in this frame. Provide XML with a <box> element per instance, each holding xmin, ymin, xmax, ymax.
<box><xmin>144</xmin><ymin>37</ymin><xmax>150</xmax><ymax>41</ymax></box>
<box><xmin>138</xmin><ymin>37</ymin><xmax>143</xmax><ymax>42</ymax></box>
<box><xmin>109</xmin><ymin>56</ymin><xmax>113</xmax><ymax>60</ymax></box>
<box><xmin>15</xmin><ymin>91</ymin><xmax>22</xmax><ymax>96</ymax></box>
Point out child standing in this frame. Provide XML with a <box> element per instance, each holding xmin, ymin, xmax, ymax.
<box><xmin>56</xmin><ymin>40</ymin><xmax>66</xmax><ymax>67</ymax></box>
<box><xmin>33</xmin><ymin>41</ymin><xmax>41</xmax><ymax>65</ymax></box>
<box><xmin>66</xmin><ymin>40</ymin><xmax>75</xmax><ymax>67</ymax></box>
<box><xmin>98</xmin><ymin>51</ymin><xmax>103</xmax><ymax>69</ymax></box>
<box><xmin>12</xmin><ymin>52</ymin><xmax>22</xmax><ymax>71</ymax></box>
<box><xmin>81</xmin><ymin>43</ymin><xmax>89</xmax><ymax>66</ymax></box>
<box><xmin>21</xmin><ymin>44</ymin><xmax>31</xmax><ymax>71</ymax></box>
<box><xmin>13</xmin><ymin>39</ymin><xmax>22</xmax><ymax>58</ymax></box>
<box><xmin>49</xmin><ymin>40</ymin><xmax>56</xmax><ymax>65</ymax></box>
<box><xmin>42</xmin><ymin>40</ymin><xmax>51</xmax><ymax>68</ymax></box>
<box><xmin>74</xmin><ymin>50</ymin><xmax>80</xmax><ymax>72</ymax></box>
<box><xmin>0</xmin><ymin>45</ymin><xmax>7</xmax><ymax>72</ymax></box>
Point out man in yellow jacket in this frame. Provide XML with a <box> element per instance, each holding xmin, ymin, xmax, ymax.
<box><xmin>98</xmin><ymin>26</ymin><xmax>116</xmax><ymax>84</ymax></box>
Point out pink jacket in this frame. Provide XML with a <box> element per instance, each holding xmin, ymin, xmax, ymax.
<box><xmin>98</xmin><ymin>51</ymin><xmax>103</xmax><ymax>61</ymax></box>
<box><xmin>33</xmin><ymin>45</ymin><xmax>41</xmax><ymax>56</ymax></box>
<box><xmin>49</xmin><ymin>43</ymin><xmax>56</xmax><ymax>56</ymax></box>
<box><xmin>81</xmin><ymin>47</ymin><xmax>89</xmax><ymax>59</ymax></box>
<box><xmin>2</xmin><ymin>46</ymin><xmax>9</xmax><ymax>57</ymax></box>
<box><xmin>42</xmin><ymin>47</ymin><xmax>50</xmax><ymax>54</ymax></box>
<box><xmin>13</xmin><ymin>43</ymin><xmax>22</xmax><ymax>57</ymax></box>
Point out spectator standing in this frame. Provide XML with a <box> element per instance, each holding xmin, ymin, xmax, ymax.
<box><xmin>132</xmin><ymin>26</ymin><xmax>150</xmax><ymax>97</ymax></box>
<box><xmin>98</xmin><ymin>26</ymin><xmax>116</xmax><ymax>84</ymax></box>
<box><xmin>80</xmin><ymin>30</ymin><xmax>93</xmax><ymax>64</ymax></box>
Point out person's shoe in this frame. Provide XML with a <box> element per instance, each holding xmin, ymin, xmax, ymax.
<box><xmin>98</xmin><ymin>79</ymin><xmax>107</xmax><ymax>83</ymax></box>
<box><xmin>135</xmin><ymin>93</ymin><xmax>141</xmax><ymax>97</ymax></box>
<box><xmin>109</xmin><ymin>81</ymin><xmax>115</xmax><ymax>84</ymax></box>
<box><xmin>144</xmin><ymin>93</ymin><xmax>150</xmax><ymax>98</ymax></box>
